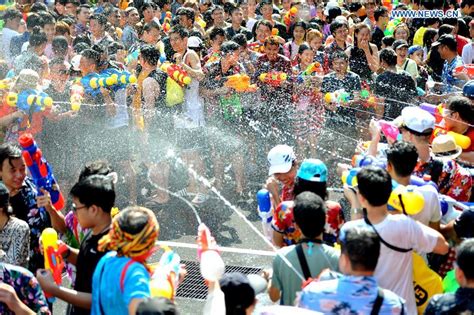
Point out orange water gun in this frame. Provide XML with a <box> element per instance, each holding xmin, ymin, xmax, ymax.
<box><xmin>284</xmin><ymin>7</ymin><xmax>298</xmax><ymax>28</ymax></box>
<box><xmin>160</xmin><ymin>63</ymin><xmax>192</xmax><ymax>86</ymax></box>
<box><xmin>224</xmin><ymin>74</ymin><xmax>257</xmax><ymax>92</ymax></box>
<box><xmin>259</xmin><ymin>72</ymin><xmax>288</xmax><ymax>87</ymax></box>
<box><xmin>296</xmin><ymin>62</ymin><xmax>323</xmax><ymax>83</ymax></box>
<box><xmin>433</xmin><ymin>127</ymin><xmax>471</xmax><ymax>150</ymax></box>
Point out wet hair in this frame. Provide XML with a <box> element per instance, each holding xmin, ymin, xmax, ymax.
<box><xmin>212</xmin><ymin>5</ymin><xmax>224</xmax><ymax>14</ymax></box>
<box><xmin>290</xmin><ymin>21</ymin><xmax>308</xmax><ymax>38</ymax></box>
<box><xmin>169</xmin><ymin>25</ymin><xmax>189</xmax><ymax>39</ymax></box>
<box><xmin>297</xmin><ymin>43</ymin><xmax>312</xmax><ymax>55</ymax></box>
<box><xmin>70</xmin><ymin>175</ymin><xmax>115</xmax><ymax>213</ymax></box>
<box><xmin>40</xmin><ymin>12</ymin><xmax>56</xmax><ymax>26</ymax></box>
<box><xmin>78</xmin><ymin>160</ymin><xmax>114</xmax><ymax>181</ymax></box>
<box><xmin>386</xmin><ymin>141</ymin><xmax>419</xmax><ymax>177</ymax></box>
<box><xmin>438</xmin><ymin>24</ymin><xmax>455</xmax><ymax>37</ymax></box>
<box><xmin>293</xmin><ymin>192</ymin><xmax>326</xmax><ymax>239</ymax></box>
<box><xmin>374</xmin><ymin>6</ymin><xmax>388</xmax><ymax>22</ymax></box>
<box><xmin>73</xmin><ymin>34</ymin><xmax>92</xmax><ymax>48</ymax></box>
<box><xmin>140</xmin><ymin>2</ymin><xmax>156</xmax><ymax>14</ymax></box>
<box><xmin>90</xmin><ymin>13</ymin><xmax>107</xmax><ymax>26</ymax></box>
<box><xmin>254</xmin><ymin>19</ymin><xmax>272</xmax><ymax>33</ymax></box>
<box><xmin>49</xmin><ymin>57</ymin><xmax>69</xmax><ymax>69</ymax></box>
<box><xmin>232</xmin><ymin>33</ymin><xmax>247</xmax><ymax>47</ymax></box>
<box><xmin>381</xmin><ymin>36</ymin><xmax>395</xmax><ymax>48</ymax></box>
<box><xmin>379</xmin><ymin>48</ymin><xmax>397</xmax><ymax>67</ymax></box>
<box><xmin>26</xmin><ymin>13</ymin><xmax>45</xmax><ymax>30</ymax></box>
<box><xmin>229</xmin><ymin>3</ymin><xmax>242</xmax><ymax>15</ymax></box>
<box><xmin>30</xmin><ymin>2</ymin><xmax>49</xmax><ymax>13</ymax></box>
<box><xmin>3</xmin><ymin>8</ymin><xmax>22</xmax><ymax>22</ymax></box>
<box><xmin>107</xmin><ymin>41</ymin><xmax>126</xmax><ymax>56</ymax></box>
<box><xmin>330</xmin><ymin>20</ymin><xmax>348</xmax><ymax>36</ymax></box>
<box><xmin>264</xmin><ymin>35</ymin><xmax>280</xmax><ymax>47</ymax></box>
<box><xmin>0</xmin><ymin>144</ymin><xmax>22</xmax><ymax>171</ymax></box>
<box><xmin>143</xmin><ymin>21</ymin><xmax>161</xmax><ymax>33</ymax></box>
<box><xmin>341</xmin><ymin>227</ymin><xmax>380</xmax><ymax>272</ymax></box>
<box><xmin>77</xmin><ymin>4</ymin><xmax>91</xmax><ymax>15</ymax></box>
<box><xmin>457</xmin><ymin>239</ymin><xmax>474</xmax><ymax>280</ymax></box>
<box><xmin>221</xmin><ymin>41</ymin><xmax>240</xmax><ymax>54</ymax></box>
<box><xmin>332</xmin><ymin>50</ymin><xmax>349</xmax><ymax>62</ymax></box>
<box><xmin>156</xmin><ymin>0</ymin><xmax>171</xmax><ymax>10</ymax></box>
<box><xmin>52</xmin><ymin>36</ymin><xmax>69</xmax><ymax>55</ymax></box>
<box><xmin>55</xmin><ymin>21</ymin><xmax>71</xmax><ymax>36</ymax></box>
<box><xmin>29</xmin><ymin>26</ymin><xmax>48</xmax><ymax>47</ymax></box>
<box><xmin>176</xmin><ymin>7</ymin><xmax>195</xmax><ymax>23</ymax></box>
<box><xmin>293</xmin><ymin>177</ymin><xmax>328</xmax><ymax>200</ymax></box>
<box><xmin>306</xmin><ymin>29</ymin><xmax>323</xmax><ymax>43</ymax></box>
<box><xmin>81</xmin><ymin>49</ymin><xmax>101</xmax><ymax>68</ymax></box>
<box><xmin>423</xmin><ymin>28</ymin><xmax>438</xmax><ymax>49</ymax></box>
<box><xmin>140</xmin><ymin>44</ymin><xmax>161</xmax><ymax>66</ymax></box>
<box><xmin>209</xmin><ymin>27</ymin><xmax>226</xmax><ymax>41</ymax></box>
<box><xmin>356</xmin><ymin>167</ymin><xmax>393</xmax><ymax>207</ymax></box>
<box><xmin>447</xmin><ymin>95</ymin><xmax>474</xmax><ymax>125</ymax></box>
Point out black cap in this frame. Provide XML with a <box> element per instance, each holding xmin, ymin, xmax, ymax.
<box><xmin>431</xmin><ymin>34</ymin><xmax>457</xmax><ymax>48</ymax></box>
<box><xmin>0</xmin><ymin>182</ymin><xmax>9</xmax><ymax>209</ymax></box>
<box><xmin>219</xmin><ymin>272</ymin><xmax>256</xmax><ymax>312</ymax></box>
<box><xmin>392</xmin><ymin>39</ymin><xmax>409</xmax><ymax>50</ymax></box>
<box><xmin>136</xmin><ymin>297</ymin><xmax>178</xmax><ymax>315</ymax></box>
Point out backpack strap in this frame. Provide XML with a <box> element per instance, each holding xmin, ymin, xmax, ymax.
<box><xmin>120</xmin><ymin>259</ymin><xmax>138</xmax><ymax>293</ymax></box>
<box><xmin>370</xmin><ymin>287</ymin><xmax>385</xmax><ymax>315</ymax></box>
<box><xmin>295</xmin><ymin>243</ymin><xmax>312</xmax><ymax>280</ymax></box>
<box><xmin>363</xmin><ymin>209</ymin><xmax>412</xmax><ymax>253</ymax></box>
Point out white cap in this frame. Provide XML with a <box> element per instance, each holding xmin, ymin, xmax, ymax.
<box><xmin>324</xmin><ymin>1</ymin><xmax>339</xmax><ymax>15</ymax></box>
<box><xmin>267</xmin><ymin>145</ymin><xmax>296</xmax><ymax>176</ymax></box>
<box><xmin>188</xmin><ymin>36</ymin><xmax>203</xmax><ymax>49</ymax></box>
<box><xmin>394</xmin><ymin>106</ymin><xmax>435</xmax><ymax>135</ymax></box>
<box><xmin>71</xmin><ymin>55</ymin><xmax>82</xmax><ymax>72</ymax></box>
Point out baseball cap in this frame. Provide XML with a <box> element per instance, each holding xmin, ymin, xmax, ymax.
<box><xmin>0</xmin><ymin>182</ymin><xmax>9</xmax><ymax>209</ymax></box>
<box><xmin>408</xmin><ymin>45</ymin><xmax>422</xmax><ymax>55</ymax></box>
<box><xmin>136</xmin><ymin>297</ymin><xmax>178</xmax><ymax>315</ymax></box>
<box><xmin>463</xmin><ymin>80</ymin><xmax>474</xmax><ymax>98</ymax></box>
<box><xmin>267</xmin><ymin>145</ymin><xmax>296</xmax><ymax>175</ymax></box>
<box><xmin>219</xmin><ymin>272</ymin><xmax>256</xmax><ymax>312</ymax></box>
<box><xmin>394</xmin><ymin>106</ymin><xmax>435</xmax><ymax>135</ymax></box>
<box><xmin>431</xmin><ymin>34</ymin><xmax>457</xmax><ymax>48</ymax></box>
<box><xmin>297</xmin><ymin>159</ymin><xmax>328</xmax><ymax>183</ymax></box>
<box><xmin>392</xmin><ymin>39</ymin><xmax>409</xmax><ymax>50</ymax></box>
<box><xmin>187</xmin><ymin>36</ymin><xmax>203</xmax><ymax>49</ymax></box>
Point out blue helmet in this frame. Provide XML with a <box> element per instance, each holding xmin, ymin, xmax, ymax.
<box><xmin>463</xmin><ymin>80</ymin><xmax>474</xmax><ymax>99</ymax></box>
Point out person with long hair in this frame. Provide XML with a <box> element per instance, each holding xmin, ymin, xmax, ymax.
<box><xmin>346</xmin><ymin>23</ymin><xmax>378</xmax><ymax>85</ymax></box>
<box><xmin>283</xmin><ymin>21</ymin><xmax>308</xmax><ymax>63</ymax></box>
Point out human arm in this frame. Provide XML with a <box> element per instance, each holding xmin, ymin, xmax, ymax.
<box><xmin>412</xmin><ymin>220</ymin><xmax>449</xmax><ymax>255</ymax></box>
<box><xmin>272</xmin><ymin>230</ymin><xmax>284</xmax><ymax>248</ymax></box>
<box><xmin>0</xmin><ymin>283</ymin><xmax>36</xmax><ymax>315</ymax></box>
<box><xmin>177</xmin><ymin>51</ymin><xmax>205</xmax><ymax>81</ymax></box>
<box><xmin>36</xmin><ymin>188</ymin><xmax>66</xmax><ymax>234</ymax></box>
<box><xmin>265</xmin><ymin>176</ymin><xmax>281</xmax><ymax>207</ymax></box>
<box><xmin>362</xmin><ymin>42</ymin><xmax>379</xmax><ymax>72</ymax></box>
<box><xmin>0</xmin><ymin>111</ymin><xmax>25</xmax><ymax>127</ymax></box>
<box><xmin>142</xmin><ymin>77</ymin><xmax>160</xmax><ymax>128</ymax></box>
<box><xmin>35</xmin><ymin>269</ymin><xmax>92</xmax><ymax>309</ymax></box>
<box><xmin>459</xmin><ymin>151</ymin><xmax>474</xmax><ymax>165</ymax></box>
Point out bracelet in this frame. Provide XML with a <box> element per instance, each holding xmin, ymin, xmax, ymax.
<box><xmin>351</xmin><ymin>207</ymin><xmax>363</xmax><ymax>215</ymax></box>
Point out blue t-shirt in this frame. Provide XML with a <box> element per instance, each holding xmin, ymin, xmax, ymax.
<box><xmin>91</xmin><ymin>252</ymin><xmax>150</xmax><ymax>315</ymax></box>
<box><xmin>441</xmin><ymin>56</ymin><xmax>464</xmax><ymax>93</ymax></box>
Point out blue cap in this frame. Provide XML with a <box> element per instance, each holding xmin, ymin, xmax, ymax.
<box><xmin>297</xmin><ymin>159</ymin><xmax>327</xmax><ymax>182</ymax></box>
<box><xmin>407</xmin><ymin>45</ymin><xmax>422</xmax><ymax>56</ymax></box>
<box><xmin>463</xmin><ymin>80</ymin><xmax>474</xmax><ymax>99</ymax></box>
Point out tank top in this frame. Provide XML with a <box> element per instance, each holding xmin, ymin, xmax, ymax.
<box><xmin>179</xmin><ymin>50</ymin><xmax>205</xmax><ymax>128</ymax></box>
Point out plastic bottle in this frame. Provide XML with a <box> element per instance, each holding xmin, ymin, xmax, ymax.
<box><xmin>256</xmin><ymin>189</ymin><xmax>274</xmax><ymax>241</ymax></box>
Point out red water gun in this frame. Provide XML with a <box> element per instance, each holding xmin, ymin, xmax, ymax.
<box><xmin>284</xmin><ymin>7</ymin><xmax>298</xmax><ymax>28</ymax></box>
<box><xmin>41</xmin><ymin>228</ymin><xmax>68</xmax><ymax>301</ymax></box>
<box><xmin>258</xmin><ymin>72</ymin><xmax>288</xmax><ymax>87</ymax></box>
<box><xmin>163</xmin><ymin>11</ymin><xmax>172</xmax><ymax>33</ymax></box>
<box><xmin>18</xmin><ymin>133</ymin><xmax>65</xmax><ymax>211</ymax></box>
<box><xmin>160</xmin><ymin>63</ymin><xmax>192</xmax><ymax>86</ymax></box>
<box><xmin>454</xmin><ymin>64</ymin><xmax>474</xmax><ymax>79</ymax></box>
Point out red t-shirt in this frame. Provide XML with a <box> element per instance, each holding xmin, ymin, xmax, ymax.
<box><xmin>457</xmin><ymin>35</ymin><xmax>469</xmax><ymax>56</ymax></box>
<box><xmin>464</xmin><ymin>127</ymin><xmax>474</xmax><ymax>152</ymax></box>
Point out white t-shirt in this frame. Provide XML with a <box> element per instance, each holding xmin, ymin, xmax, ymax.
<box><xmin>462</xmin><ymin>42</ymin><xmax>474</xmax><ymax>65</ymax></box>
<box><xmin>341</xmin><ymin>214</ymin><xmax>439</xmax><ymax>315</ymax></box>
<box><xmin>410</xmin><ymin>184</ymin><xmax>441</xmax><ymax>226</ymax></box>
<box><xmin>1</xmin><ymin>27</ymin><xmax>19</xmax><ymax>65</ymax></box>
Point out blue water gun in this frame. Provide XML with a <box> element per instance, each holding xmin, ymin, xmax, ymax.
<box><xmin>6</xmin><ymin>89</ymin><xmax>53</xmax><ymax>112</ymax></box>
<box><xmin>18</xmin><ymin>133</ymin><xmax>65</xmax><ymax>211</ymax></box>
<box><xmin>101</xmin><ymin>68</ymin><xmax>137</xmax><ymax>91</ymax></box>
<box><xmin>80</xmin><ymin>73</ymin><xmax>102</xmax><ymax>97</ymax></box>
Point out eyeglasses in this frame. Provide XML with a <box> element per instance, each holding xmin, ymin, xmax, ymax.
<box><xmin>72</xmin><ymin>204</ymin><xmax>88</xmax><ymax>212</ymax></box>
<box><xmin>58</xmin><ymin>69</ymin><xmax>69</xmax><ymax>75</ymax></box>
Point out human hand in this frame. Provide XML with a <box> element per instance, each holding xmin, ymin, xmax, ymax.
<box><xmin>178</xmin><ymin>264</ymin><xmax>187</xmax><ymax>285</ymax></box>
<box><xmin>36</xmin><ymin>188</ymin><xmax>55</xmax><ymax>213</ymax></box>
<box><xmin>35</xmin><ymin>269</ymin><xmax>58</xmax><ymax>296</ymax></box>
<box><xmin>369</xmin><ymin>119</ymin><xmax>381</xmax><ymax>141</ymax></box>
<box><xmin>453</xmin><ymin>71</ymin><xmax>470</xmax><ymax>81</ymax></box>
<box><xmin>0</xmin><ymin>283</ymin><xmax>28</xmax><ymax>314</ymax></box>
<box><xmin>13</xmin><ymin>110</ymin><xmax>26</xmax><ymax>120</ymax></box>
<box><xmin>343</xmin><ymin>185</ymin><xmax>359</xmax><ymax>207</ymax></box>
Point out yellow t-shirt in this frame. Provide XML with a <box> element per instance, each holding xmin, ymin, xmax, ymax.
<box><xmin>413</xmin><ymin>26</ymin><xmax>426</xmax><ymax>46</ymax></box>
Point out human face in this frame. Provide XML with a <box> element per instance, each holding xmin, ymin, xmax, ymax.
<box><xmin>170</xmin><ymin>33</ymin><xmax>187</xmax><ymax>52</ymax></box>
<box><xmin>45</xmin><ymin>24</ymin><xmax>56</xmax><ymax>41</ymax></box>
<box><xmin>79</xmin><ymin>56</ymin><xmax>93</xmax><ymax>75</ymax></box>
<box><xmin>282</xmin><ymin>0</ymin><xmax>291</xmax><ymax>11</ymax></box>
<box><xmin>437</xmin><ymin>45</ymin><xmax>448</xmax><ymax>59</ymax></box>
<box><xmin>248</xmin><ymin>0</ymin><xmax>256</xmax><ymax>14</ymax></box>
<box><xmin>78</xmin><ymin>7</ymin><xmax>91</xmax><ymax>24</ymax></box>
<box><xmin>396</xmin><ymin>46</ymin><xmax>408</xmax><ymax>60</ymax></box>
<box><xmin>89</xmin><ymin>19</ymin><xmax>104</xmax><ymax>37</ymax></box>
<box><xmin>410</xmin><ymin>50</ymin><xmax>423</xmax><ymax>65</ymax></box>
<box><xmin>365</xmin><ymin>1</ymin><xmax>375</xmax><ymax>17</ymax></box>
<box><xmin>109</xmin><ymin>10</ymin><xmax>120</xmax><ymax>26</ymax></box>
<box><xmin>300</xmin><ymin>49</ymin><xmax>314</xmax><ymax>65</ymax></box>
<box><xmin>49</xmin><ymin>64</ymin><xmax>69</xmax><ymax>82</ymax></box>
<box><xmin>379</xmin><ymin>13</ymin><xmax>389</xmax><ymax>28</ymax></box>
<box><xmin>65</xmin><ymin>3</ymin><xmax>77</xmax><ymax>15</ymax></box>
<box><xmin>9</xmin><ymin>17</ymin><xmax>21</xmax><ymax>31</ymax></box>
<box><xmin>55</xmin><ymin>2</ymin><xmax>65</xmax><ymax>15</ymax></box>
<box><xmin>470</xmin><ymin>23</ymin><xmax>474</xmax><ymax>39</ymax></box>
<box><xmin>273</xmin><ymin>165</ymin><xmax>296</xmax><ymax>186</ymax></box>
<box><xmin>231</xmin><ymin>8</ymin><xmax>243</xmax><ymax>25</ymax></box>
<box><xmin>264</xmin><ymin>43</ymin><xmax>279</xmax><ymax>61</ymax></box>
<box><xmin>356</xmin><ymin>26</ymin><xmax>370</xmax><ymax>43</ymax></box>
<box><xmin>310</xmin><ymin>36</ymin><xmax>322</xmax><ymax>51</ymax></box>
<box><xmin>143</xmin><ymin>27</ymin><xmax>160</xmax><ymax>44</ymax></box>
<box><xmin>72</xmin><ymin>197</ymin><xmax>93</xmax><ymax>228</ymax></box>
<box><xmin>334</xmin><ymin>26</ymin><xmax>348</xmax><ymax>43</ymax></box>
<box><xmin>226</xmin><ymin>50</ymin><xmax>240</xmax><ymax>66</ymax></box>
<box><xmin>256</xmin><ymin>24</ymin><xmax>271</xmax><ymax>42</ymax></box>
<box><xmin>212</xmin><ymin>8</ymin><xmax>225</xmax><ymax>25</ymax></box>
<box><xmin>143</xmin><ymin>7</ymin><xmax>155</xmax><ymax>23</ymax></box>
<box><xmin>178</xmin><ymin>15</ymin><xmax>192</xmax><ymax>28</ymax></box>
<box><xmin>293</xmin><ymin>26</ymin><xmax>305</xmax><ymax>42</ymax></box>
<box><xmin>261</xmin><ymin>4</ymin><xmax>273</xmax><ymax>20</ymax></box>
<box><xmin>394</xmin><ymin>28</ymin><xmax>408</xmax><ymax>41</ymax></box>
<box><xmin>443</xmin><ymin>109</ymin><xmax>463</xmax><ymax>131</ymax></box>
<box><xmin>332</xmin><ymin>58</ymin><xmax>348</xmax><ymax>75</ymax></box>
<box><xmin>0</xmin><ymin>158</ymin><xmax>26</xmax><ymax>191</ymax></box>
<box><xmin>127</xmin><ymin>9</ymin><xmax>140</xmax><ymax>25</ymax></box>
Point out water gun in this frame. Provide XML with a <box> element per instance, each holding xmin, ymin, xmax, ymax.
<box><xmin>256</xmin><ymin>189</ymin><xmax>274</xmax><ymax>240</ymax></box>
<box><xmin>433</xmin><ymin>127</ymin><xmax>471</xmax><ymax>150</ymax></box>
<box><xmin>353</xmin><ymin>155</ymin><xmax>387</xmax><ymax>169</ymax></box>
<box><xmin>439</xmin><ymin>194</ymin><xmax>471</xmax><ymax>222</ymax></box>
<box><xmin>100</xmin><ymin>68</ymin><xmax>138</xmax><ymax>90</ymax></box>
<box><xmin>162</xmin><ymin>11</ymin><xmax>172</xmax><ymax>33</ymax></box>
<box><xmin>150</xmin><ymin>246</ymin><xmax>181</xmax><ymax>300</ymax></box>
<box><xmin>224</xmin><ymin>74</ymin><xmax>257</xmax><ymax>92</ymax></box>
<box><xmin>378</xmin><ymin>120</ymin><xmax>400</xmax><ymax>142</ymax></box>
<box><xmin>6</xmin><ymin>90</ymin><xmax>53</xmax><ymax>112</ymax></box>
<box><xmin>296</xmin><ymin>62</ymin><xmax>323</xmax><ymax>83</ymax></box>
<box><xmin>409</xmin><ymin>174</ymin><xmax>438</xmax><ymax>190</ymax></box>
<box><xmin>454</xmin><ymin>64</ymin><xmax>474</xmax><ymax>79</ymax></box>
<box><xmin>0</xmin><ymin>78</ymin><xmax>12</xmax><ymax>90</ymax></box>
<box><xmin>360</xmin><ymin>89</ymin><xmax>377</xmax><ymax>108</ymax></box>
<box><xmin>41</xmin><ymin>228</ymin><xmax>68</xmax><ymax>301</ymax></box>
<box><xmin>283</xmin><ymin>7</ymin><xmax>298</xmax><ymax>27</ymax></box>
<box><xmin>125</xmin><ymin>49</ymin><xmax>139</xmax><ymax>65</ymax></box>
<box><xmin>161</xmin><ymin>63</ymin><xmax>192</xmax><ymax>86</ymax></box>
<box><xmin>70</xmin><ymin>82</ymin><xmax>84</xmax><ymax>111</ymax></box>
<box><xmin>197</xmin><ymin>223</ymin><xmax>225</xmax><ymax>282</ymax></box>
<box><xmin>18</xmin><ymin>133</ymin><xmax>65</xmax><ymax>211</ymax></box>
<box><xmin>80</xmin><ymin>73</ymin><xmax>102</xmax><ymax>97</ymax></box>
<box><xmin>384</xmin><ymin>17</ymin><xmax>402</xmax><ymax>36</ymax></box>
<box><xmin>388</xmin><ymin>185</ymin><xmax>424</xmax><ymax>215</ymax></box>
<box><xmin>420</xmin><ymin>102</ymin><xmax>443</xmax><ymax>124</ymax></box>
<box><xmin>324</xmin><ymin>89</ymin><xmax>350</xmax><ymax>105</ymax></box>
<box><xmin>259</xmin><ymin>72</ymin><xmax>287</xmax><ymax>87</ymax></box>
<box><xmin>341</xmin><ymin>167</ymin><xmax>360</xmax><ymax>187</ymax></box>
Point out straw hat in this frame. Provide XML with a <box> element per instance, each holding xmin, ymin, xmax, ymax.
<box><xmin>432</xmin><ymin>134</ymin><xmax>462</xmax><ymax>161</ymax></box>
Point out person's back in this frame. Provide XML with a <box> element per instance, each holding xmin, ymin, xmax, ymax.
<box><xmin>298</xmin><ymin>227</ymin><xmax>405</xmax><ymax>314</ymax></box>
<box><xmin>425</xmin><ymin>239</ymin><xmax>474</xmax><ymax>314</ymax></box>
<box><xmin>270</xmin><ymin>192</ymin><xmax>339</xmax><ymax>305</ymax></box>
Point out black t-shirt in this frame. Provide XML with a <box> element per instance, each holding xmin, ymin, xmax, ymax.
<box><xmin>371</xmin><ymin>27</ymin><xmax>384</xmax><ymax>50</ymax></box>
<box><xmin>71</xmin><ymin>229</ymin><xmax>109</xmax><ymax>315</ymax></box>
<box><xmin>454</xmin><ymin>209</ymin><xmax>474</xmax><ymax>239</ymax></box>
<box><xmin>225</xmin><ymin>25</ymin><xmax>253</xmax><ymax>41</ymax></box>
<box><xmin>374</xmin><ymin>70</ymin><xmax>417</xmax><ymax>120</ymax></box>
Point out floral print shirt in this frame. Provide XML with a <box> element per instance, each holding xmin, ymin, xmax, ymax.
<box><xmin>0</xmin><ymin>262</ymin><xmax>50</xmax><ymax>314</ymax></box>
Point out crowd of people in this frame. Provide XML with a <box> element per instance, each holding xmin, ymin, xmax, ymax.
<box><xmin>0</xmin><ymin>0</ymin><xmax>474</xmax><ymax>313</ymax></box>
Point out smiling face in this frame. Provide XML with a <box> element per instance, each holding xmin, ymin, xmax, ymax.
<box><xmin>356</xmin><ymin>26</ymin><xmax>370</xmax><ymax>43</ymax></box>
<box><xmin>394</xmin><ymin>27</ymin><xmax>409</xmax><ymax>41</ymax></box>
<box><xmin>396</xmin><ymin>46</ymin><xmax>408</xmax><ymax>60</ymax></box>
<box><xmin>293</xmin><ymin>25</ymin><xmax>306</xmax><ymax>42</ymax></box>
<box><xmin>264</xmin><ymin>43</ymin><xmax>279</xmax><ymax>61</ymax></box>
<box><xmin>256</xmin><ymin>23</ymin><xmax>271</xmax><ymax>42</ymax></box>
<box><xmin>300</xmin><ymin>48</ymin><xmax>314</xmax><ymax>65</ymax></box>
<box><xmin>332</xmin><ymin>57</ymin><xmax>348</xmax><ymax>75</ymax></box>
<box><xmin>0</xmin><ymin>158</ymin><xmax>26</xmax><ymax>192</ymax></box>
<box><xmin>169</xmin><ymin>32</ymin><xmax>187</xmax><ymax>53</ymax></box>
<box><xmin>334</xmin><ymin>25</ymin><xmax>348</xmax><ymax>42</ymax></box>
<box><xmin>212</xmin><ymin>8</ymin><xmax>225</xmax><ymax>25</ymax></box>
<box><xmin>231</xmin><ymin>8</ymin><xmax>243</xmax><ymax>25</ymax></box>
<box><xmin>261</xmin><ymin>3</ymin><xmax>273</xmax><ymax>20</ymax></box>
<box><xmin>44</xmin><ymin>23</ymin><xmax>56</xmax><ymax>42</ymax></box>
<box><xmin>142</xmin><ymin>7</ymin><xmax>155</xmax><ymax>23</ymax></box>
<box><xmin>309</xmin><ymin>36</ymin><xmax>322</xmax><ymax>51</ymax></box>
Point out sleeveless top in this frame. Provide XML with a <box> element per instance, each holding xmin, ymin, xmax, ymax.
<box><xmin>349</xmin><ymin>46</ymin><xmax>373</xmax><ymax>82</ymax></box>
<box><xmin>180</xmin><ymin>49</ymin><xmax>205</xmax><ymax>128</ymax></box>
